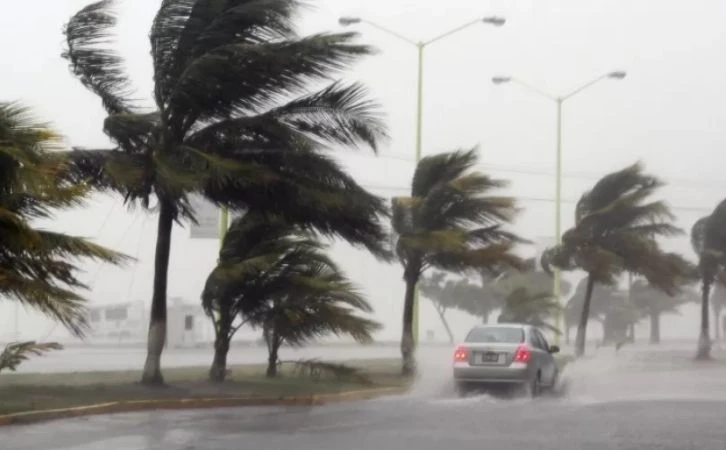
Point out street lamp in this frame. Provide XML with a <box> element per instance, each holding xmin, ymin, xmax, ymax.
<box><xmin>491</xmin><ymin>70</ymin><xmax>626</xmax><ymax>346</ymax></box>
<box><xmin>341</xmin><ymin>15</ymin><xmax>505</xmax><ymax>345</ymax></box>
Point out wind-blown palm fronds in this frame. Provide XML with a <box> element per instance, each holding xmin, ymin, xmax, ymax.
<box><xmin>0</xmin><ymin>102</ymin><xmax>129</xmax><ymax>337</ymax></box>
<box><xmin>541</xmin><ymin>163</ymin><xmax>686</xmax><ymax>357</ymax></box>
<box><xmin>392</xmin><ymin>148</ymin><xmax>525</xmax><ymax>374</ymax></box>
<box><xmin>62</xmin><ymin>0</ymin><xmax>390</xmax><ymax>384</ymax></box>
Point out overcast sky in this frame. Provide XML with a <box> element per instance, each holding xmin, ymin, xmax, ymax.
<box><xmin>3</xmin><ymin>0</ymin><xmax>725</xmax><ymax>342</ymax></box>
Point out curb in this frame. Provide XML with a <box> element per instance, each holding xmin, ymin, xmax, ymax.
<box><xmin>0</xmin><ymin>386</ymin><xmax>407</xmax><ymax>427</ymax></box>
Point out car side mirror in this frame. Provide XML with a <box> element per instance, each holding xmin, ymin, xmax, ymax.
<box><xmin>549</xmin><ymin>345</ymin><xmax>560</xmax><ymax>354</ymax></box>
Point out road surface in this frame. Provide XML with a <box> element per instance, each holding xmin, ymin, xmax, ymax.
<box><xmin>4</xmin><ymin>346</ymin><xmax>726</xmax><ymax>449</ymax></box>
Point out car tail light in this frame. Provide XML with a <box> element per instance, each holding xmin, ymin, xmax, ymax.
<box><xmin>453</xmin><ymin>345</ymin><xmax>469</xmax><ymax>362</ymax></box>
<box><xmin>513</xmin><ymin>344</ymin><xmax>532</xmax><ymax>363</ymax></box>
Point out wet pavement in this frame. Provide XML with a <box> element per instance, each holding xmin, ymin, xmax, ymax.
<box><xmin>4</xmin><ymin>345</ymin><xmax>726</xmax><ymax>449</ymax></box>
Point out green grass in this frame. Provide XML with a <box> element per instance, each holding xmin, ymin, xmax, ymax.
<box><xmin>0</xmin><ymin>359</ymin><xmax>408</xmax><ymax>416</ymax></box>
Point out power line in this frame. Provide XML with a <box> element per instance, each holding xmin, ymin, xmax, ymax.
<box><xmin>358</xmin><ymin>182</ymin><xmax>714</xmax><ymax>214</ymax></box>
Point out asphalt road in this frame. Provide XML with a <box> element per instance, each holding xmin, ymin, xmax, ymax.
<box><xmin>4</xmin><ymin>346</ymin><xmax>726</xmax><ymax>450</ymax></box>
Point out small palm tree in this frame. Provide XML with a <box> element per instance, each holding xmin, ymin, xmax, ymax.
<box><xmin>62</xmin><ymin>0</ymin><xmax>390</xmax><ymax>384</ymax></box>
<box><xmin>497</xmin><ymin>287</ymin><xmax>562</xmax><ymax>334</ymax></box>
<box><xmin>0</xmin><ymin>102</ymin><xmax>128</xmax><ymax>339</ymax></box>
<box><xmin>542</xmin><ymin>163</ymin><xmax>685</xmax><ymax>357</ymax></box>
<box><xmin>391</xmin><ymin>148</ymin><xmax>524</xmax><ymax>375</ymax></box>
<box><xmin>202</xmin><ymin>213</ymin><xmax>379</xmax><ymax>381</ymax></box>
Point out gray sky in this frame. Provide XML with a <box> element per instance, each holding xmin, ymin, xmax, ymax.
<box><xmin>2</xmin><ymin>0</ymin><xmax>725</xmax><ymax>342</ymax></box>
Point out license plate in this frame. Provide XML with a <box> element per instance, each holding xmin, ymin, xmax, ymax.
<box><xmin>479</xmin><ymin>352</ymin><xmax>500</xmax><ymax>363</ymax></box>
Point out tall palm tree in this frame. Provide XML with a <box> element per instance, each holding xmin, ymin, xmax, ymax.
<box><xmin>202</xmin><ymin>212</ymin><xmax>379</xmax><ymax>379</ymax></box>
<box><xmin>0</xmin><ymin>102</ymin><xmax>127</xmax><ymax>363</ymax></box>
<box><xmin>542</xmin><ymin>163</ymin><xmax>685</xmax><ymax>357</ymax></box>
<box><xmin>62</xmin><ymin>0</ymin><xmax>390</xmax><ymax>384</ymax></box>
<box><xmin>391</xmin><ymin>148</ymin><xmax>524</xmax><ymax>375</ymax></box>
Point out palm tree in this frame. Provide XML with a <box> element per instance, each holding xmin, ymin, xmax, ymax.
<box><xmin>497</xmin><ymin>287</ymin><xmax>561</xmax><ymax>334</ymax></box>
<box><xmin>542</xmin><ymin>163</ymin><xmax>686</xmax><ymax>357</ymax></box>
<box><xmin>692</xmin><ymin>201</ymin><xmax>726</xmax><ymax>359</ymax></box>
<box><xmin>0</xmin><ymin>102</ymin><xmax>128</xmax><ymax>364</ymax></box>
<box><xmin>202</xmin><ymin>213</ymin><xmax>379</xmax><ymax>379</ymax></box>
<box><xmin>62</xmin><ymin>0</ymin><xmax>390</xmax><ymax>384</ymax></box>
<box><xmin>711</xmin><ymin>281</ymin><xmax>726</xmax><ymax>342</ymax></box>
<box><xmin>391</xmin><ymin>148</ymin><xmax>524</xmax><ymax>375</ymax></box>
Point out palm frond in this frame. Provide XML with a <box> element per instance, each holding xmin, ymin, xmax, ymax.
<box><xmin>63</xmin><ymin>0</ymin><xmax>133</xmax><ymax>114</ymax></box>
<box><xmin>0</xmin><ymin>342</ymin><xmax>63</xmax><ymax>373</ymax></box>
<box><xmin>411</xmin><ymin>148</ymin><xmax>478</xmax><ymax>198</ymax></box>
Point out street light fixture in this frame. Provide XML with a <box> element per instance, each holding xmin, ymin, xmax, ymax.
<box><xmin>340</xmin><ymin>14</ymin><xmax>505</xmax><ymax>345</ymax></box>
<box><xmin>491</xmin><ymin>71</ymin><xmax>626</xmax><ymax>346</ymax></box>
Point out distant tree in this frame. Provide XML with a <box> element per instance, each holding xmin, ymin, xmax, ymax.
<box><xmin>565</xmin><ymin>278</ymin><xmax>617</xmax><ymax>345</ymax></box>
<box><xmin>62</xmin><ymin>0</ymin><xmax>390</xmax><ymax>385</ymax></box>
<box><xmin>542</xmin><ymin>163</ymin><xmax>686</xmax><ymax>357</ymax></box>
<box><xmin>202</xmin><ymin>213</ymin><xmax>379</xmax><ymax>380</ymax></box>
<box><xmin>448</xmin><ymin>278</ymin><xmax>499</xmax><ymax>324</ymax></box>
<box><xmin>391</xmin><ymin>149</ymin><xmax>524</xmax><ymax>375</ymax></box>
<box><xmin>419</xmin><ymin>272</ymin><xmax>457</xmax><ymax>343</ymax></box>
<box><xmin>631</xmin><ymin>259</ymin><xmax>698</xmax><ymax>345</ymax></box>
<box><xmin>497</xmin><ymin>287</ymin><xmax>561</xmax><ymax>334</ymax></box>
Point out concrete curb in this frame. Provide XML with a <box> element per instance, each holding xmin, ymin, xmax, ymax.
<box><xmin>0</xmin><ymin>386</ymin><xmax>407</xmax><ymax>427</ymax></box>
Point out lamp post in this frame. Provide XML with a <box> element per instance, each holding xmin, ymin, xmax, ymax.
<box><xmin>340</xmin><ymin>15</ymin><xmax>505</xmax><ymax>345</ymax></box>
<box><xmin>491</xmin><ymin>71</ymin><xmax>626</xmax><ymax>345</ymax></box>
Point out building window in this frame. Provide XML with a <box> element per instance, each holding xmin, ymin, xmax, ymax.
<box><xmin>105</xmin><ymin>307</ymin><xmax>128</xmax><ymax>321</ymax></box>
<box><xmin>184</xmin><ymin>315</ymin><xmax>193</xmax><ymax>330</ymax></box>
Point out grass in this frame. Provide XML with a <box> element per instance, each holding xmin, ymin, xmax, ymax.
<box><xmin>0</xmin><ymin>359</ymin><xmax>408</xmax><ymax>416</ymax></box>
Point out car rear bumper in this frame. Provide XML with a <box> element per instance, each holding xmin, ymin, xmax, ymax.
<box><xmin>453</xmin><ymin>362</ymin><xmax>532</xmax><ymax>384</ymax></box>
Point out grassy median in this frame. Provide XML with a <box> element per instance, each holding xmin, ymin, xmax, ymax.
<box><xmin>0</xmin><ymin>359</ymin><xmax>408</xmax><ymax>416</ymax></box>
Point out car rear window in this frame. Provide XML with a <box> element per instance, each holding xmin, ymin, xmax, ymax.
<box><xmin>465</xmin><ymin>327</ymin><xmax>524</xmax><ymax>343</ymax></box>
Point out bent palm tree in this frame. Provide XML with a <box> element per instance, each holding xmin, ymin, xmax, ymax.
<box><xmin>631</xmin><ymin>272</ymin><xmax>697</xmax><ymax>345</ymax></box>
<box><xmin>392</xmin><ymin>148</ymin><xmax>524</xmax><ymax>375</ymax></box>
<box><xmin>0</xmin><ymin>102</ymin><xmax>127</xmax><ymax>366</ymax></box>
<box><xmin>202</xmin><ymin>213</ymin><xmax>379</xmax><ymax>379</ymax></box>
<box><xmin>542</xmin><ymin>163</ymin><xmax>685</xmax><ymax>357</ymax></box>
<box><xmin>62</xmin><ymin>0</ymin><xmax>390</xmax><ymax>384</ymax></box>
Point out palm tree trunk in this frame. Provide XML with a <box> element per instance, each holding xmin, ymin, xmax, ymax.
<box><xmin>266</xmin><ymin>333</ymin><xmax>281</xmax><ymax>378</ymax></box>
<box><xmin>209</xmin><ymin>306</ymin><xmax>232</xmax><ymax>383</ymax></box>
<box><xmin>141</xmin><ymin>200</ymin><xmax>174</xmax><ymax>385</ymax></box>
<box><xmin>400</xmin><ymin>270</ymin><xmax>418</xmax><ymax>376</ymax></box>
<box><xmin>697</xmin><ymin>279</ymin><xmax>712</xmax><ymax>360</ymax></box>
<box><xmin>649</xmin><ymin>311</ymin><xmax>660</xmax><ymax>345</ymax></box>
<box><xmin>574</xmin><ymin>275</ymin><xmax>595</xmax><ymax>358</ymax></box>
<box><xmin>435</xmin><ymin>306</ymin><xmax>454</xmax><ymax>344</ymax></box>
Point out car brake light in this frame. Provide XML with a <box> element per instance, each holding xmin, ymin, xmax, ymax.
<box><xmin>453</xmin><ymin>345</ymin><xmax>469</xmax><ymax>362</ymax></box>
<box><xmin>513</xmin><ymin>344</ymin><xmax>531</xmax><ymax>362</ymax></box>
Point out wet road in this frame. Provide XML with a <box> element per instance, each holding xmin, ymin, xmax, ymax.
<box><xmin>4</xmin><ymin>346</ymin><xmax>726</xmax><ymax>450</ymax></box>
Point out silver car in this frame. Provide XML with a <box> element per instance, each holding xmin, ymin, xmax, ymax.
<box><xmin>452</xmin><ymin>323</ymin><xmax>560</xmax><ymax>396</ymax></box>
